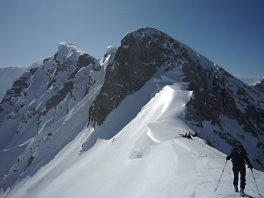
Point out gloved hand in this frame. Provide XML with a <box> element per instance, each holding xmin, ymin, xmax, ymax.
<box><xmin>248</xmin><ymin>164</ymin><xmax>253</xmax><ymax>169</ymax></box>
<box><xmin>226</xmin><ymin>156</ymin><xmax>230</xmax><ymax>161</ymax></box>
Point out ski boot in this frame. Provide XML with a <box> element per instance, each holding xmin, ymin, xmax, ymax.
<box><xmin>234</xmin><ymin>186</ymin><xmax>238</xmax><ymax>192</ymax></box>
<box><xmin>240</xmin><ymin>188</ymin><xmax>244</xmax><ymax>197</ymax></box>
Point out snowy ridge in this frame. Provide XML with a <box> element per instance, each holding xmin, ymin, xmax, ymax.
<box><xmin>119</xmin><ymin>28</ymin><xmax>264</xmax><ymax>171</ymax></box>
<box><xmin>0</xmin><ymin>27</ymin><xmax>263</xmax><ymax>197</ymax></box>
<box><xmin>2</xmin><ymin>75</ymin><xmax>263</xmax><ymax>198</ymax></box>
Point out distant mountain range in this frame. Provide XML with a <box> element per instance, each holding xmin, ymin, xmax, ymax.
<box><xmin>0</xmin><ymin>28</ymin><xmax>263</xmax><ymax>197</ymax></box>
<box><xmin>240</xmin><ymin>77</ymin><xmax>262</xmax><ymax>86</ymax></box>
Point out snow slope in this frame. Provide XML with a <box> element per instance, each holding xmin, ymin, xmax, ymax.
<box><xmin>2</xmin><ymin>70</ymin><xmax>263</xmax><ymax>198</ymax></box>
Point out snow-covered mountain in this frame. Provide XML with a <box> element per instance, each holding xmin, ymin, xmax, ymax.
<box><xmin>252</xmin><ymin>77</ymin><xmax>264</xmax><ymax>95</ymax></box>
<box><xmin>240</xmin><ymin>77</ymin><xmax>261</xmax><ymax>86</ymax></box>
<box><xmin>0</xmin><ymin>68</ymin><xmax>26</xmax><ymax>102</ymax></box>
<box><xmin>0</xmin><ymin>63</ymin><xmax>41</xmax><ymax>102</ymax></box>
<box><xmin>0</xmin><ymin>28</ymin><xmax>263</xmax><ymax>198</ymax></box>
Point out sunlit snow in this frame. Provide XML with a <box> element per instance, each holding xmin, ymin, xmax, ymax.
<box><xmin>2</xmin><ymin>73</ymin><xmax>263</xmax><ymax>198</ymax></box>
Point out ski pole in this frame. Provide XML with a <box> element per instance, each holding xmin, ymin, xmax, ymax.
<box><xmin>251</xmin><ymin>169</ymin><xmax>262</xmax><ymax>196</ymax></box>
<box><xmin>215</xmin><ymin>160</ymin><xmax>227</xmax><ymax>192</ymax></box>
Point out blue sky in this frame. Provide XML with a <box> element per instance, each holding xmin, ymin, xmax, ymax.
<box><xmin>1</xmin><ymin>0</ymin><xmax>264</xmax><ymax>79</ymax></box>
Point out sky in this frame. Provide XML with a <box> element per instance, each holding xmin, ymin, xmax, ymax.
<box><xmin>1</xmin><ymin>0</ymin><xmax>264</xmax><ymax>80</ymax></box>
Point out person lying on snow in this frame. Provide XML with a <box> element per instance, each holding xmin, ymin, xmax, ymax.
<box><xmin>182</xmin><ymin>133</ymin><xmax>188</xmax><ymax>138</ymax></box>
<box><xmin>182</xmin><ymin>132</ymin><xmax>192</xmax><ymax>139</ymax></box>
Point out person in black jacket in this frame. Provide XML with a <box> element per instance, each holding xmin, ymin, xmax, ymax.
<box><xmin>226</xmin><ymin>144</ymin><xmax>253</xmax><ymax>195</ymax></box>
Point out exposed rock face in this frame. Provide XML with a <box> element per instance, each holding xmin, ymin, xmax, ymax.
<box><xmin>89</xmin><ymin>28</ymin><xmax>183</xmax><ymax>126</ymax></box>
<box><xmin>0</xmin><ymin>67</ymin><xmax>28</xmax><ymax>102</ymax></box>
<box><xmin>88</xmin><ymin>27</ymin><xmax>264</xmax><ymax>170</ymax></box>
<box><xmin>42</xmin><ymin>53</ymin><xmax>96</xmax><ymax>116</ymax></box>
<box><xmin>89</xmin><ymin>27</ymin><xmax>264</xmax><ymax>139</ymax></box>
<box><xmin>2</xmin><ymin>68</ymin><xmax>38</xmax><ymax>101</ymax></box>
<box><xmin>183</xmin><ymin>58</ymin><xmax>264</xmax><ymax>140</ymax></box>
<box><xmin>0</xmin><ymin>67</ymin><xmax>39</xmax><ymax>121</ymax></box>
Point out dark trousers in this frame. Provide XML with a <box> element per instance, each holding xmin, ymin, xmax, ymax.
<box><xmin>232</xmin><ymin>163</ymin><xmax>246</xmax><ymax>189</ymax></box>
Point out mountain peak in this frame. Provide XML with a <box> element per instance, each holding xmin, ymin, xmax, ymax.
<box><xmin>58</xmin><ymin>42</ymin><xmax>84</xmax><ymax>52</ymax></box>
<box><xmin>56</xmin><ymin>42</ymin><xmax>86</xmax><ymax>63</ymax></box>
<box><xmin>126</xmin><ymin>27</ymin><xmax>171</xmax><ymax>41</ymax></box>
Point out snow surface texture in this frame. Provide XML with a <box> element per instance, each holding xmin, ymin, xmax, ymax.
<box><xmin>1</xmin><ymin>69</ymin><xmax>263</xmax><ymax>198</ymax></box>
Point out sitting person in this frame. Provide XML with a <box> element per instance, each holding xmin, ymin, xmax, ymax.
<box><xmin>192</xmin><ymin>132</ymin><xmax>198</xmax><ymax>137</ymax></box>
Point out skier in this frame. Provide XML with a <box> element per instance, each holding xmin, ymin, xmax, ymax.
<box><xmin>226</xmin><ymin>144</ymin><xmax>253</xmax><ymax>196</ymax></box>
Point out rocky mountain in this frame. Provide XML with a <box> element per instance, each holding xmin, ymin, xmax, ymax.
<box><xmin>0</xmin><ymin>63</ymin><xmax>41</xmax><ymax>102</ymax></box>
<box><xmin>252</xmin><ymin>77</ymin><xmax>264</xmax><ymax>95</ymax></box>
<box><xmin>0</xmin><ymin>67</ymin><xmax>26</xmax><ymax>102</ymax></box>
<box><xmin>88</xmin><ymin>28</ymin><xmax>264</xmax><ymax>159</ymax></box>
<box><xmin>0</xmin><ymin>28</ymin><xmax>263</xmax><ymax>195</ymax></box>
<box><xmin>0</xmin><ymin>42</ymin><xmax>99</xmax><ymax>191</ymax></box>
